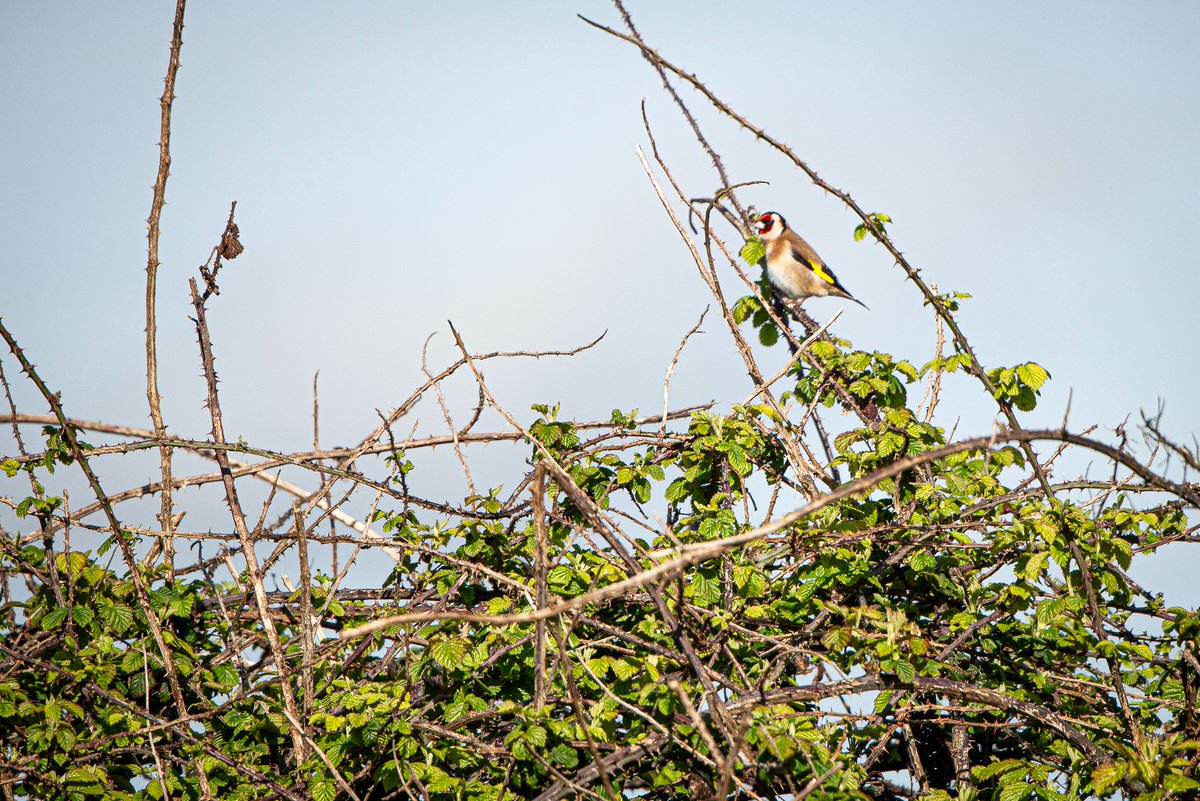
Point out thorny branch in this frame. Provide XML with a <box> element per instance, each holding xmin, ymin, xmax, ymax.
<box><xmin>144</xmin><ymin>0</ymin><xmax>187</xmax><ymax>583</ymax></box>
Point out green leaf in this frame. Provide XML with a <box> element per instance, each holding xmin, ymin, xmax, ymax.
<box><xmin>689</xmin><ymin>572</ymin><xmax>721</xmax><ymax>606</ymax></box>
<box><xmin>1090</xmin><ymin>762</ymin><xmax>1126</xmax><ymax>793</ymax></box>
<box><xmin>758</xmin><ymin>323</ymin><xmax>779</xmax><ymax>347</ymax></box>
<box><xmin>525</xmin><ymin>724</ymin><xmax>547</xmax><ymax>747</ymax></box>
<box><xmin>733</xmin><ymin>295</ymin><xmax>761</xmax><ymax>324</ymax></box>
<box><xmin>1013</xmin><ymin>387</ymin><xmax>1038</xmax><ymax>412</ymax></box>
<box><xmin>210</xmin><ymin>663</ymin><xmax>238</xmax><ymax>690</ymax></box>
<box><xmin>740</xmin><ymin>238</ymin><xmax>765</xmax><ymax>265</ymax></box>
<box><xmin>1016</xmin><ymin>362</ymin><xmax>1050</xmax><ymax>391</ymax></box>
<box><xmin>98</xmin><ymin>603</ymin><xmax>135</xmax><ymax>632</ymax></box>
<box><xmin>611</xmin><ymin>659</ymin><xmax>639</xmax><ymax>681</ymax></box>
<box><xmin>973</xmin><ymin>760</ymin><xmax>1022</xmax><ymax>782</ymax></box>
<box><xmin>429</xmin><ymin>637</ymin><xmax>468</xmax><ymax>670</ymax></box>
<box><xmin>443</xmin><ymin>696</ymin><xmax>470</xmax><ymax>723</ymax></box>
<box><xmin>41</xmin><ymin>606</ymin><xmax>69</xmax><ymax>630</ymax></box>
<box><xmin>71</xmin><ymin>605</ymin><xmax>94</xmax><ymax>628</ymax></box>
<box><xmin>551</xmin><ymin>742</ymin><xmax>580</xmax><ymax>769</ymax></box>
<box><xmin>665</xmin><ymin>479</ymin><xmax>690</xmax><ymax>504</ymax></box>
<box><xmin>999</xmin><ymin>782</ymin><xmax>1033</xmax><ymax>801</ymax></box>
<box><xmin>425</xmin><ymin>766</ymin><xmax>456</xmax><ymax>793</ymax></box>
<box><xmin>64</xmin><ymin>765</ymin><xmax>107</xmax><ymax>786</ymax></box>
<box><xmin>1023</xmin><ymin>551</ymin><xmax>1049</xmax><ymax>581</ymax></box>
<box><xmin>908</xmin><ymin>551</ymin><xmax>936</xmax><ymax>573</ymax></box>
<box><xmin>311</xmin><ymin>778</ymin><xmax>337</xmax><ymax>801</ymax></box>
<box><xmin>1163</xmin><ymin>775</ymin><xmax>1200</xmax><ymax>792</ymax></box>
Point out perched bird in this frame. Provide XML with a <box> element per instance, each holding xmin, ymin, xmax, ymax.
<box><xmin>753</xmin><ymin>211</ymin><xmax>867</xmax><ymax>308</ymax></box>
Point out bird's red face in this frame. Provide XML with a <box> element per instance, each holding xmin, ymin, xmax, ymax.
<box><xmin>754</xmin><ymin>212</ymin><xmax>785</xmax><ymax>240</ymax></box>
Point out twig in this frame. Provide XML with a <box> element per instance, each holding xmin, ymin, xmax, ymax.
<box><xmin>661</xmin><ymin>306</ymin><xmax>708</xmax><ymax>433</ymax></box>
<box><xmin>667</xmin><ymin>679</ymin><xmax>726</xmax><ymax>792</ymax></box>
<box><xmin>533</xmin><ymin>465</ymin><xmax>548</xmax><ymax>712</ymax></box>
<box><xmin>187</xmin><ymin>276</ymin><xmax>307</xmax><ymax>764</ymax></box>
<box><xmin>422</xmin><ymin>332</ymin><xmax>476</xmax><ymax>497</ymax></box>
<box><xmin>144</xmin><ymin>0</ymin><xmax>187</xmax><ymax>582</ymax></box>
<box><xmin>919</xmin><ymin>282</ymin><xmax>946</xmax><ymax>425</ymax></box>
<box><xmin>612</xmin><ymin>0</ymin><xmax>750</xmax><ymax>227</ymax></box>
<box><xmin>295</xmin><ymin>505</ymin><xmax>315</xmax><ymax>723</ymax></box>
<box><xmin>795</xmin><ymin>761</ymin><xmax>845</xmax><ymax>801</ymax></box>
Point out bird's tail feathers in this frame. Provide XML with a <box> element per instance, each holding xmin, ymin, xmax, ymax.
<box><xmin>832</xmin><ymin>285</ymin><xmax>869</xmax><ymax>309</ymax></box>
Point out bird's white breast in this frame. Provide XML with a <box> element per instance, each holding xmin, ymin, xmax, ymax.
<box><xmin>766</xmin><ymin>259</ymin><xmax>807</xmax><ymax>299</ymax></box>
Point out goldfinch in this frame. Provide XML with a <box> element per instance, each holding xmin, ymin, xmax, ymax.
<box><xmin>753</xmin><ymin>211</ymin><xmax>867</xmax><ymax>308</ymax></box>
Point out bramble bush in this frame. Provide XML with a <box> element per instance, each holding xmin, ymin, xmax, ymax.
<box><xmin>1</xmin><ymin>4</ymin><xmax>1197</xmax><ymax>801</ymax></box>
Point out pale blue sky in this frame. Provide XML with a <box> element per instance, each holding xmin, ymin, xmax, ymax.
<box><xmin>1</xmin><ymin>3</ymin><xmax>1197</xmax><ymax>599</ymax></box>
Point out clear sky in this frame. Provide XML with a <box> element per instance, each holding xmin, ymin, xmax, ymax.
<box><xmin>1</xmin><ymin>3</ymin><xmax>1197</xmax><ymax>599</ymax></box>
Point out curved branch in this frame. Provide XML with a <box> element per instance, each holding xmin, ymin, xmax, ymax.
<box><xmin>342</xmin><ymin>426</ymin><xmax>1197</xmax><ymax>638</ymax></box>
